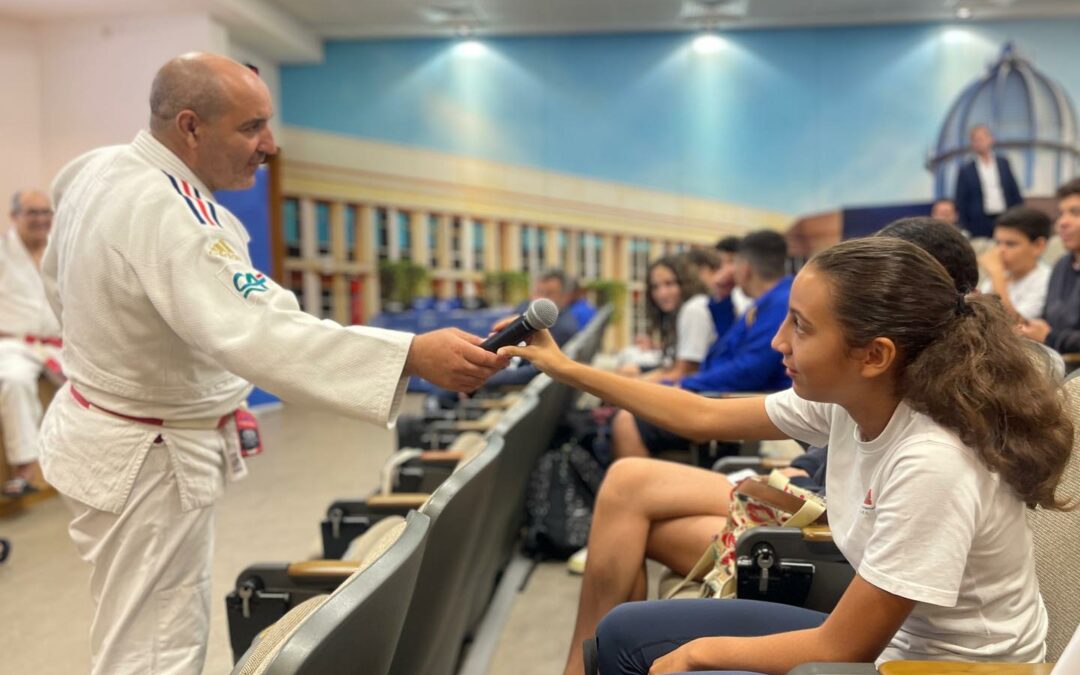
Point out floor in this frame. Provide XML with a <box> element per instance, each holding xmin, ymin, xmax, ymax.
<box><xmin>0</xmin><ymin>397</ymin><xmax>582</xmax><ymax>675</ymax></box>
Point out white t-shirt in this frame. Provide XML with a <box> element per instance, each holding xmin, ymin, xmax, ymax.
<box><xmin>978</xmin><ymin>262</ymin><xmax>1051</xmax><ymax>321</ymax></box>
<box><xmin>675</xmin><ymin>294</ymin><xmax>716</xmax><ymax>363</ymax></box>
<box><xmin>765</xmin><ymin>389</ymin><xmax>1046</xmax><ymax>663</ymax></box>
<box><xmin>976</xmin><ymin>154</ymin><xmax>1007</xmax><ymax>215</ymax></box>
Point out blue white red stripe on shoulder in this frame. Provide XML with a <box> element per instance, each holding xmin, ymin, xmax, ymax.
<box><xmin>162</xmin><ymin>171</ymin><xmax>223</xmax><ymax>227</ymax></box>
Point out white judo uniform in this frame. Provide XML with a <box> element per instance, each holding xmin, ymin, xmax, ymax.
<box><xmin>41</xmin><ymin>130</ymin><xmax>414</xmax><ymax>674</ymax></box>
<box><xmin>0</xmin><ymin>226</ymin><xmax>61</xmax><ymax>467</ymax></box>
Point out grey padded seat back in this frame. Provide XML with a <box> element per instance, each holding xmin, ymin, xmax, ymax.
<box><xmin>462</xmin><ymin>394</ymin><xmax>545</xmax><ymax>628</ymax></box>
<box><xmin>1028</xmin><ymin>377</ymin><xmax>1080</xmax><ymax>660</ymax></box>
<box><xmin>234</xmin><ymin>510</ymin><xmax>430</xmax><ymax>675</ymax></box>
<box><xmin>579</xmin><ymin>304</ymin><xmax>613</xmax><ymax>364</ymax></box>
<box><xmin>389</xmin><ymin>434</ymin><xmax>505</xmax><ymax>675</ymax></box>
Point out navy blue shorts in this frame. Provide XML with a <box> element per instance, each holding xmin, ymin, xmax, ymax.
<box><xmin>595</xmin><ymin>598</ymin><xmax>828</xmax><ymax>675</ymax></box>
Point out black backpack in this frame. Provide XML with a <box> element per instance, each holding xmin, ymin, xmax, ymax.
<box><xmin>523</xmin><ymin>443</ymin><xmax>606</xmax><ymax>560</ymax></box>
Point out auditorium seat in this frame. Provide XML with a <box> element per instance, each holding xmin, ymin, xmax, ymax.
<box><xmin>229</xmin><ymin>436</ymin><xmax>503</xmax><ymax>663</ymax></box>
<box><xmin>322</xmin><ymin>431</ymin><xmax>490</xmax><ymax>559</ymax></box>
<box><xmin>229</xmin><ymin>510</ymin><xmax>430</xmax><ymax>675</ymax></box>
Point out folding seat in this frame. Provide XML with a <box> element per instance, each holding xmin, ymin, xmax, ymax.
<box><xmin>228</xmin><ymin>435</ymin><xmax>503</xmax><ymax>664</ymax></box>
<box><xmin>228</xmin><ymin>510</ymin><xmax>429</xmax><ymax>675</ymax></box>
<box><xmin>461</xmin><ymin>393</ymin><xmax>550</xmax><ymax>630</ymax></box>
<box><xmin>321</xmin><ymin>430</ymin><xmax>494</xmax><ymax>559</ymax></box>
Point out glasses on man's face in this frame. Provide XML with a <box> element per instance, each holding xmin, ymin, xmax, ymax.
<box><xmin>21</xmin><ymin>209</ymin><xmax>53</xmax><ymax>218</ymax></box>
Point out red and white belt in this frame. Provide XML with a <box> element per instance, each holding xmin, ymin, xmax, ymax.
<box><xmin>0</xmin><ymin>332</ymin><xmax>62</xmax><ymax>348</ymax></box>
<box><xmin>70</xmin><ymin>384</ymin><xmax>231</xmax><ymax>430</ymax></box>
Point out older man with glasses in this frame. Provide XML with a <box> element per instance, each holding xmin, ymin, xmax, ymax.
<box><xmin>0</xmin><ymin>189</ymin><xmax>62</xmax><ymax>498</ymax></box>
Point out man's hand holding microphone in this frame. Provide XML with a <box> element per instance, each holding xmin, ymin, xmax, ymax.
<box><xmin>404</xmin><ymin>298</ymin><xmax>565</xmax><ymax>392</ymax></box>
<box><xmin>482</xmin><ymin>297</ymin><xmax>575</xmax><ymax>378</ymax></box>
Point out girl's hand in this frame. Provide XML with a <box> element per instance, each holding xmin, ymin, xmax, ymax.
<box><xmin>648</xmin><ymin>642</ymin><xmax>697</xmax><ymax>674</ymax></box>
<box><xmin>496</xmin><ymin>327</ymin><xmax>572</xmax><ymax>377</ymax></box>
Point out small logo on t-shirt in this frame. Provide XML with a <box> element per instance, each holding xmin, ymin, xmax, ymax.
<box><xmin>862</xmin><ymin>489</ymin><xmax>874</xmax><ymax>509</ymax></box>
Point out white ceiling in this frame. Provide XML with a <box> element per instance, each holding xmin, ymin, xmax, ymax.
<box><xmin>266</xmin><ymin>0</ymin><xmax>1080</xmax><ymax>39</ymax></box>
<box><xmin>5</xmin><ymin>0</ymin><xmax>1080</xmax><ymax>38</ymax></box>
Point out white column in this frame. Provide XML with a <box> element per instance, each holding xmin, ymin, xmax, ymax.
<box><xmin>298</xmin><ymin>198</ymin><xmax>321</xmax><ymax>315</ymax></box>
<box><xmin>583</xmin><ymin>232</ymin><xmax>597</xmax><ymax>279</ymax></box>
<box><xmin>358</xmin><ymin>204</ymin><xmax>380</xmax><ymax>319</ymax></box>
<box><xmin>502</xmin><ymin>221</ymin><xmax>522</xmax><ymax>272</ymax></box>
<box><xmin>566</xmin><ymin>229</ymin><xmax>581</xmax><ymax>278</ymax></box>
<box><xmin>483</xmin><ymin>219</ymin><xmax>500</xmax><ymax>272</ymax></box>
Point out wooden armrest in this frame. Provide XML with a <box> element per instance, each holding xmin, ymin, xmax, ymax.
<box><xmin>761</xmin><ymin>458</ymin><xmax>792</xmax><ymax>470</ymax></box>
<box><xmin>1062</xmin><ymin>352</ymin><xmax>1080</xmax><ymax>364</ymax></box>
<box><xmin>801</xmin><ymin>524</ymin><xmax>833</xmax><ymax>542</ymax></box>
<box><xmin>419</xmin><ymin>451</ymin><xmax>465</xmax><ymax>463</ymax></box>
<box><xmin>880</xmin><ymin>663</ymin><xmax>1052</xmax><ymax>675</ymax></box>
<box><xmin>477</xmin><ymin>393</ymin><xmax>522</xmax><ymax>409</ymax></box>
<box><xmin>287</xmin><ymin>559</ymin><xmax>362</xmax><ymax>580</ymax></box>
<box><xmin>454</xmin><ymin>410</ymin><xmax>501</xmax><ymax>431</ymax></box>
<box><xmin>366</xmin><ymin>493</ymin><xmax>428</xmax><ymax>509</ymax></box>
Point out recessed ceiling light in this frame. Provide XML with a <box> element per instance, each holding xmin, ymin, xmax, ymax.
<box><xmin>956</xmin><ymin>6</ymin><xmax>972</xmax><ymax>19</ymax></box>
<box><xmin>692</xmin><ymin>33</ymin><xmax>725</xmax><ymax>55</ymax></box>
<box><xmin>455</xmin><ymin>39</ymin><xmax>487</xmax><ymax>57</ymax></box>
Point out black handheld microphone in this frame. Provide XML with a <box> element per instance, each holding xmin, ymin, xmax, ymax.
<box><xmin>480</xmin><ymin>298</ymin><xmax>560</xmax><ymax>353</ymax></box>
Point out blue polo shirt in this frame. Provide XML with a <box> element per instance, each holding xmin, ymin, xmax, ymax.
<box><xmin>680</xmin><ymin>276</ymin><xmax>792</xmax><ymax>394</ymax></box>
<box><xmin>568</xmin><ymin>298</ymin><xmax>598</xmax><ymax>330</ymax></box>
<box><xmin>708</xmin><ymin>295</ymin><xmax>736</xmax><ymax>339</ymax></box>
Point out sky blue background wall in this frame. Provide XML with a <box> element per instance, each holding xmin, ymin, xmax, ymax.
<box><xmin>281</xmin><ymin>19</ymin><xmax>1080</xmax><ymax>216</ymax></box>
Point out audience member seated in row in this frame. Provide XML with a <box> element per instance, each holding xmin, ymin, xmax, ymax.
<box><xmin>784</xmin><ymin>216</ymin><xmax>982</xmax><ymax>494</ymax></box>
<box><xmin>682</xmin><ymin>246</ymin><xmax>736</xmax><ymax>339</ymax></box>
<box><xmin>610</xmin><ymin>231</ymin><xmax>792</xmax><ymax>461</ymax></box>
<box><xmin>0</xmin><ymin>189</ymin><xmax>62</xmax><ymax>498</ymax></box>
<box><xmin>502</xmin><ymin>236</ymin><xmax>1071</xmax><ymax>675</ymax></box>
<box><xmin>714</xmin><ymin>235</ymin><xmax>753</xmax><ymax>318</ymax></box>
<box><xmin>541</xmin><ymin>216</ymin><xmax>990</xmax><ymax>664</ymax></box>
<box><xmin>1020</xmin><ymin>178</ymin><xmax>1080</xmax><ymax>354</ymax></box>
<box><xmin>567</xmin><ymin>278</ymin><xmax>598</xmax><ymax>330</ymax></box>
<box><xmin>426</xmin><ymin>268</ymin><xmax>580</xmax><ymax>412</ymax></box>
<box><xmin>978</xmin><ymin>205</ymin><xmax>1052</xmax><ymax>321</ymax></box>
<box><xmin>930</xmin><ymin>197</ymin><xmax>958</xmax><ymax>227</ymax></box>
<box><xmin>627</xmin><ymin>255</ymin><xmax>716</xmax><ymax>383</ymax></box>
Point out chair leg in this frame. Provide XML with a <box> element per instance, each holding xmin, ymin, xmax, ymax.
<box><xmin>583</xmin><ymin>636</ymin><xmax>599</xmax><ymax>675</ymax></box>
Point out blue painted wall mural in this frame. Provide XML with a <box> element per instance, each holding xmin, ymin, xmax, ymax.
<box><xmin>282</xmin><ymin>19</ymin><xmax>1080</xmax><ymax>217</ymax></box>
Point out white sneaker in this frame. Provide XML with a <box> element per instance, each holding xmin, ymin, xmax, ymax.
<box><xmin>567</xmin><ymin>547</ymin><xmax>588</xmax><ymax>575</ymax></box>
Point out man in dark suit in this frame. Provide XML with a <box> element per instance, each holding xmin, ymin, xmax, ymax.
<box><xmin>954</xmin><ymin>124</ymin><xmax>1023</xmax><ymax>238</ymax></box>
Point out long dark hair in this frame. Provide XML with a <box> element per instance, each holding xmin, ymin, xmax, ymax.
<box><xmin>645</xmin><ymin>255</ymin><xmax>705</xmax><ymax>357</ymax></box>
<box><xmin>811</xmin><ymin>238</ymin><xmax>1072</xmax><ymax>509</ymax></box>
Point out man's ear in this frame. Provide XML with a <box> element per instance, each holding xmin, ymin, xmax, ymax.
<box><xmin>859</xmin><ymin>337</ymin><xmax>897</xmax><ymax>380</ymax></box>
<box><xmin>176</xmin><ymin>110</ymin><xmax>200</xmax><ymax>148</ymax></box>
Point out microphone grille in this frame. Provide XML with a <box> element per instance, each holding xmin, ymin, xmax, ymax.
<box><xmin>526</xmin><ymin>298</ymin><xmax>559</xmax><ymax>329</ymax></box>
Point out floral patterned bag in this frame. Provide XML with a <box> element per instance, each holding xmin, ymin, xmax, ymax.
<box><xmin>664</xmin><ymin>470</ymin><xmax>827</xmax><ymax>599</ymax></box>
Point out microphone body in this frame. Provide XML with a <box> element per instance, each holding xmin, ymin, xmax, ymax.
<box><xmin>480</xmin><ymin>298</ymin><xmax>559</xmax><ymax>352</ymax></box>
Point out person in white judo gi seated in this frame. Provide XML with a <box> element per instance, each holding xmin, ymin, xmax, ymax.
<box><xmin>0</xmin><ymin>188</ymin><xmax>62</xmax><ymax>498</ymax></box>
<box><xmin>40</xmin><ymin>52</ymin><xmax>509</xmax><ymax>675</ymax></box>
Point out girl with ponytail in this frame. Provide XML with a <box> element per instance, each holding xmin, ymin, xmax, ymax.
<box><xmin>501</xmin><ymin>237</ymin><xmax>1072</xmax><ymax>675</ymax></box>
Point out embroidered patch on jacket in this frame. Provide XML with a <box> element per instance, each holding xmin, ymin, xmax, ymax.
<box><xmin>163</xmin><ymin>171</ymin><xmax>222</xmax><ymax>227</ymax></box>
<box><xmin>233</xmin><ymin>272</ymin><xmax>269</xmax><ymax>299</ymax></box>
<box><xmin>209</xmin><ymin>239</ymin><xmax>241</xmax><ymax>261</ymax></box>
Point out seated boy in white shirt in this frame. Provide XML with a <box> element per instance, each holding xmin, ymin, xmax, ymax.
<box><xmin>978</xmin><ymin>205</ymin><xmax>1052</xmax><ymax>321</ymax></box>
